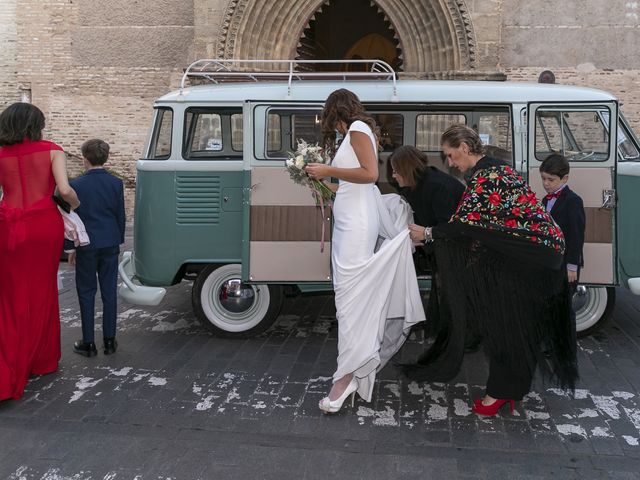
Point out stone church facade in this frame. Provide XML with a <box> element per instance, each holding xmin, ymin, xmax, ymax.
<box><xmin>1</xmin><ymin>0</ymin><xmax>639</xmax><ymax>206</ymax></box>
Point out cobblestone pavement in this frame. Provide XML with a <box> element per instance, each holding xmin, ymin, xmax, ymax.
<box><xmin>2</xmin><ymin>238</ymin><xmax>640</xmax><ymax>479</ymax></box>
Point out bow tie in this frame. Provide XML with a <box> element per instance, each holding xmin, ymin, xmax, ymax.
<box><xmin>545</xmin><ymin>190</ymin><xmax>563</xmax><ymax>201</ymax></box>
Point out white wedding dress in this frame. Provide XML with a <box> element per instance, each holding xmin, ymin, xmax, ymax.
<box><xmin>331</xmin><ymin>120</ymin><xmax>426</xmax><ymax>402</ymax></box>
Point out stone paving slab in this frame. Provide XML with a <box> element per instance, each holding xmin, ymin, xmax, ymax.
<box><xmin>3</xmin><ymin>233</ymin><xmax>640</xmax><ymax>478</ymax></box>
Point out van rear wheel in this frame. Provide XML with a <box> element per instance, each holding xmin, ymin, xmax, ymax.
<box><xmin>192</xmin><ymin>264</ymin><xmax>283</xmax><ymax>338</ymax></box>
<box><xmin>574</xmin><ymin>286</ymin><xmax>615</xmax><ymax>337</ymax></box>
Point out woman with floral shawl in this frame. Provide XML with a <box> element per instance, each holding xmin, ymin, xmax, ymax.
<box><xmin>404</xmin><ymin>125</ymin><xmax>578</xmax><ymax>416</ymax></box>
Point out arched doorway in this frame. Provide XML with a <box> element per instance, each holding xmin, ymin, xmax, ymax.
<box><xmin>296</xmin><ymin>0</ymin><xmax>402</xmax><ymax>71</ymax></box>
<box><xmin>214</xmin><ymin>0</ymin><xmax>480</xmax><ymax>74</ymax></box>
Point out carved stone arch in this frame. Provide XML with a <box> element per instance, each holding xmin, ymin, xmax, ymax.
<box><xmin>295</xmin><ymin>0</ymin><xmax>403</xmax><ymax>71</ymax></box>
<box><xmin>216</xmin><ymin>0</ymin><xmax>477</xmax><ymax>73</ymax></box>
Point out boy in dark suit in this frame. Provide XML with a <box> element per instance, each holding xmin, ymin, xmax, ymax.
<box><xmin>68</xmin><ymin>139</ymin><xmax>125</xmax><ymax>357</ymax></box>
<box><xmin>540</xmin><ymin>153</ymin><xmax>586</xmax><ymax>337</ymax></box>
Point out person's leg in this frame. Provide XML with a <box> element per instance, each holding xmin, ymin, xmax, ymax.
<box><xmin>568</xmin><ymin>269</ymin><xmax>579</xmax><ymax>357</ymax></box>
<box><xmin>75</xmin><ymin>249</ymin><xmax>98</xmax><ymax>344</ymax></box>
<box><xmin>485</xmin><ymin>354</ymin><xmax>533</xmax><ymax>401</ymax></box>
<box><xmin>97</xmin><ymin>247</ymin><xmax>119</xmax><ymax>342</ymax></box>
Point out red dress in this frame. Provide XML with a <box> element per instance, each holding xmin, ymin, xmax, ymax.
<box><xmin>0</xmin><ymin>139</ymin><xmax>64</xmax><ymax>400</ymax></box>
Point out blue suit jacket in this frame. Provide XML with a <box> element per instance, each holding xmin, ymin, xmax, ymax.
<box><xmin>543</xmin><ymin>186</ymin><xmax>585</xmax><ymax>267</ymax></box>
<box><xmin>70</xmin><ymin>169</ymin><xmax>125</xmax><ymax>250</ymax></box>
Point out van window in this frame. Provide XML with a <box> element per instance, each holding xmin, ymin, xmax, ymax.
<box><xmin>476</xmin><ymin>113</ymin><xmax>512</xmax><ymax>154</ymax></box>
<box><xmin>265</xmin><ymin>109</ymin><xmax>323</xmax><ymax>158</ymax></box>
<box><xmin>183</xmin><ymin>107</ymin><xmax>243</xmax><ymax>160</ymax></box>
<box><xmin>535</xmin><ymin>108</ymin><xmax>610</xmax><ymax>162</ymax></box>
<box><xmin>416</xmin><ymin>108</ymin><xmax>513</xmax><ymax>164</ymax></box>
<box><xmin>372</xmin><ymin>114</ymin><xmax>403</xmax><ymax>152</ymax></box>
<box><xmin>267</xmin><ymin>114</ymin><xmax>282</xmax><ymax>152</ymax></box>
<box><xmin>148</xmin><ymin>108</ymin><xmax>173</xmax><ymax>159</ymax></box>
<box><xmin>231</xmin><ymin>113</ymin><xmax>243</xmax><ymax>151</ymax></box>
<box><xmin>416</xmin><ymin>114</ymin><xmax>466</xmax><ymax>151</ymax></box>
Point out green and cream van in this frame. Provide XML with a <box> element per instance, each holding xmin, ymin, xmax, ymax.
<box><xmin>118</xmin><ymin>59</ymin><xmax>640</xmax><ymax>338</ymax></box>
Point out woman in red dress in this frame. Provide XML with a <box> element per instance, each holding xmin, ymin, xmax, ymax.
<box><xmin>0</xmin><ymin>103</ymin><xmax>80</xmax><ymax>401</ymax></box>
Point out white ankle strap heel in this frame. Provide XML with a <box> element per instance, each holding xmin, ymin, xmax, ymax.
<box><xmin>318</xmin><ymin>377</ymin><xmax>358</xmax><ymax>414</ymax></box>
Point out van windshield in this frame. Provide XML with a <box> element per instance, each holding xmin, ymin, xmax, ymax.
<box><xmin>147</xmin><ymin>108</ymin><xmax>173</xmax><ymax>159</ymax></box>
<box><xmin>183</xmin><ymin>107</ymin><xmax>243</xmax><ymax>160</ymax></box>
<box><xmin>605</xmin><ymin>112</ymin><xmax>640</xmax><ymax>162</ymax></box>
<box><xmin>617</xmin><ymin>121</ymin><xmax>640</xmax><ymax>162</ymax></box>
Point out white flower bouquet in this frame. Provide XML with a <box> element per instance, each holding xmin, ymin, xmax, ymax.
<box><xmin>285</xmin><ymin>139</ymin><xmax>334</xmax><ymax>205</ymax></box>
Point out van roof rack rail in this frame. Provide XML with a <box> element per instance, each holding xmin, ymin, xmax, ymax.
<box><xmin>180</xmin><ymin>59</ymin><xmax>398</xmax><ymax>101</ymax></box>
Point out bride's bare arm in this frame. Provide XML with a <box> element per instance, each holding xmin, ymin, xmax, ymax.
<box><xmin>306</xmin><ymin>131</ymin><xmax>378</xmax><ymax>184</ymax></box>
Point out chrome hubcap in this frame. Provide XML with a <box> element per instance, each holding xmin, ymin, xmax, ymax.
<box><xmin>218</xmin><ymin>278</ymin><xmax>256</xmax><ymax>314</ymax></box>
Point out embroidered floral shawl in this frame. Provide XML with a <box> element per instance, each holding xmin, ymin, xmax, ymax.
<box><xmin>454</xmin><ymin>164</ymin><xmax>565</xmax><ymax>254</ymax></box>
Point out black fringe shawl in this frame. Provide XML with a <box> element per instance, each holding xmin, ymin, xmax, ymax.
<box><xmin>403</xmin><ymin>221</ymin><xmax>578</xmax><ymax>391</ymax></box>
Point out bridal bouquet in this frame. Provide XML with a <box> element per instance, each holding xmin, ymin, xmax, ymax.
<box><xmin>285</xmin><ymin>139</ymin><xmax>334</xmax><ymax>205</ymax></box>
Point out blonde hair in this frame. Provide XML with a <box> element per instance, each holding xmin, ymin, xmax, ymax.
<box><xmin>441</xmin><ymin>124</ymin><xmax>484</xmax><ymax>155</ymax></box>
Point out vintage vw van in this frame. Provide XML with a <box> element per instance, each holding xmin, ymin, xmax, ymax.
<box><xmin>119</xmin><ymin>59</ymin><xmax>640</xmax><ymax>338</ymax></box>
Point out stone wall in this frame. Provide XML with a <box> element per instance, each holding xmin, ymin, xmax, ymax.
<box><xmin>499</xmin><ymin>0</ymin><xmax>640</xmax><ymax>131</ymax></box>
<box><xmin>500</xmin><ymin>0</ymin><xmax>638</xmax><ymax>70</ymax></box>
<box><xmin>0</xmin><ymin>0</ymin><xmax>20</xmax><ymax>108</ymax></box>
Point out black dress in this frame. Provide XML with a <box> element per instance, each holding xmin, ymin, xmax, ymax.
<box><xmin>401</xmin><ymin>166</ymin><xmax>465</xmax><ymax>229</ymax></box>
<box><xmin>403</xmin><ymin>157</ymin><xmax>578</xmax><ymax>400</ymax></box>
<box><xmin>401</xmin><ymin>167</ymin><xmax>465</xmax><ymax>334</ymax></box>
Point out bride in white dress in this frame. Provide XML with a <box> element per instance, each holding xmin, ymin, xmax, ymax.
<box><xmin>306</xmin><ymin>89</ymin><xmax>425</xmax><ymax>413</ymax></box>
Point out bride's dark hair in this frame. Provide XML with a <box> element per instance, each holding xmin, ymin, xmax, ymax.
<box><xmin>320</xmin><ymin>89</ymin><xmax>380</xmax><ymax>158</ymax></box>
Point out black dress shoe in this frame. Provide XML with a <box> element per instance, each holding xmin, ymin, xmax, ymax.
<box><xmin>73</xmin><ymin>340</ymin><xmax>97</xmax><ymax>357</ymax></box>
<box><xmin>103</xmin><ymin>338</ymin><xmax>118</xmax><ymax>355</ymax></box>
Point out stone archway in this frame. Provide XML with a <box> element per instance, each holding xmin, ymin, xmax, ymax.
<box><xmin>215</xmin><ymin>0</ymin><xmax>477</xmax><ymax>75</ymax></box>
<box><xmin>295</xmin><ymin>0</ymin><xmax>402</xmax><ymax>71</ymax></box>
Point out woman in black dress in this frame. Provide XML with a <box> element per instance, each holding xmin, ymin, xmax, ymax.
<box><xmin>390</xmin><ymin>146</ymin><xmax>464</xmax><ymax>235</ymax></box>
<box><xmin>390</xmin><ymin>145</ymin><xmax>465</xmax><ymax>338</ymax></box>
<box><xmin>403</xmin><ymin>125</ymin><xmax>577</xmax><ymax>416</ymax></box>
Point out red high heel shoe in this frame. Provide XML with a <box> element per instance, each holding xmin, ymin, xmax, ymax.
<box><xmin>472</xmin><ymin>398</ymin><xmax>515</xmax><ymax>416</ymax></box>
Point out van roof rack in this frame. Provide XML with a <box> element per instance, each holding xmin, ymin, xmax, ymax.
<box><xmin>180</xmin><ymin>59</ymin><xmax>398</xmax><ymax>101</ymax></box>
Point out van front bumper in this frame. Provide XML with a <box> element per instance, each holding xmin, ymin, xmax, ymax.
<box><xmin>118</xmin><ymin>251</ymin><xmax>167</xmax><ymax>306</ymax></box>
<box><xmin>628</xmin><ymin>278</ymin><xmax>640</xmax><ymax>296</ymax></box>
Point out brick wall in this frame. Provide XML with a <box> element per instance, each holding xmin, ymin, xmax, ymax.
<box><xmin>504</xmin><ymin>68</ymin><xmax>640</xmax><ymax>134</ymax></box>
<box><xmin>0</xmin><ymin>0</ymin><xmax>20</xmax><ymax>108</ymax></box>
<box><xmin>2</xmin><ymin>0</ymin><xmax>640</xmax><ymax>214</ymax></box>
<box><xmin>6</xmin><ymin>0</ymin><xmax>193</xmax><ymax>214</ymax></box>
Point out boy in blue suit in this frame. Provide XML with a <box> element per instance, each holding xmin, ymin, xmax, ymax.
<box><xmin>540</xmin><ymin>153</ymin><xmax>585</xmax><ymax>344</ymax></box>
<box><xmin>68</xmin><ymin>139</ymin><xmax>125</xmax><ymax>357</ymax></box>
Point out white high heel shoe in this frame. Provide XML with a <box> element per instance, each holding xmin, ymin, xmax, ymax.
<box><xmin>318</xmin><ymin>377</ymin><xmax>358</xmax><ymax>414</ymax></box>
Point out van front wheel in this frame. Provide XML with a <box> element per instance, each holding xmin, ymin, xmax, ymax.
<box><xmin>574</xmin><ymin>286</ymin><xmax>615</xmax><ymax>337</ymax></box>
<box><xmin>192</xmin><ymin>264</ymin><xmax>283</xmax><ymax>338</ymax></box>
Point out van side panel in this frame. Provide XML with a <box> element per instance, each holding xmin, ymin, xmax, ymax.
<box><xmin>134</xmin><ymin>170</ymin><xmax>176</xmax><ymax>286</ymax></box>
<box><xmin>134</xmin><ymin>169</ymin><xmax>244</xmax><ymax>286</ymax></box>
<box><xmin>174</xmin><ymin>170</ymin><xmax>243</xmax><ymax>267</ymax></box>
<box><xmin>617</xmin><ymin>163</ymin><xmax>640</xmax><ymax>285</ymax></box>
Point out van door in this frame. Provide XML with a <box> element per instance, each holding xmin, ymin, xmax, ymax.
<box><xmin>527</xmin><ymin>102</ymin><xmax>618</xmax><ymax>285</ymax></box>
<box><xmin>243</xmin><ymin>101</ymin><xmax>331</xmax><ymax>282</ymax></box>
